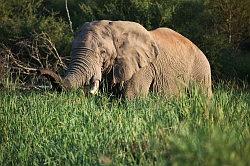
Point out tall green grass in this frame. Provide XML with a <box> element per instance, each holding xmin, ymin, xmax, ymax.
<box><xmin>0</xmin><ymin>86</ymin><xmax>249</xmax><ymax>165</ymax></box>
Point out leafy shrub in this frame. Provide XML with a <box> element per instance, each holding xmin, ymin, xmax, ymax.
<box><xmin>0</xmin><ymin>0</ymin><xmax>72</xmax><ymax>84</ymax></box>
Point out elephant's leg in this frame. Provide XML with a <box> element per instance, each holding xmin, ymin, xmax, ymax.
<box><xmin>191</xmin><ymin>58</ymin><xmax>212</xmax><ymax>98</ymax></box>
<box><xmin>192</xmin><ymin>70</ymin><xmax>212</xmax><ymax>98</ymax></box>
<box><xmin>198</xmin><ymin>75</ymin><xmax>212</xmax><ymax>98</ymax></box>
<box><xmin>123</xmin><ymin>67</ymin><xmax>154</xmax><ymax>99</ymax></box>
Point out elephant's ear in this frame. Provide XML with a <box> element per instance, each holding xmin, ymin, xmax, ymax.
<box><xmin>110</xmin><ymin>21</ymin><xmax>159</xmax><ymax>83</ymax></box>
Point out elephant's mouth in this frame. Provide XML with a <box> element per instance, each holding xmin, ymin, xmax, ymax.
<box><xmin>83</xmin><ymin>73</ymin><xmax>101</xmax><ymax>95</ymax></box>
<box><xmin>89</xmin><ymin>79</ymin><xmax>100</xmax><ymax>95</ymax></box>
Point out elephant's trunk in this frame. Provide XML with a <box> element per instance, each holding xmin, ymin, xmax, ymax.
<box><xmin>37</xmin><ymin>69</ymin><xmax>64</xmax><ymax>91</ymax></box>
<box><xmin>38</xmin><ymin>47</ymin><xmax>101</xmax><ymax>93</ymax></box>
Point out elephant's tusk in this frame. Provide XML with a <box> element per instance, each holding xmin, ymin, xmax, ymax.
<box><xmin>119</xmin><ymin>81</ymin><xmax>124</xmax><ymax>90</ymax></box>
<box><xmin>89</xmin><ymin>80</ymin><xmax>100</xmax><ymax>95</ymax></box>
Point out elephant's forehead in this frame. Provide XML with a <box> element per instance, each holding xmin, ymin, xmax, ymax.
<box><xmin>76</xmin><ymin>24</ymin><xmax>110</xmax><ymax>40</ymax></box>
<box><xmin>82</xmin><ymin>21</ymin><xmax>109</xmax><ymax>33</ymax></box>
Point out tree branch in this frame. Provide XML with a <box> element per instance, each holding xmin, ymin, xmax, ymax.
<box><xmin>65</xmin><ymin>0</ymin><xmax>73</xmax><ymax>33</ymax></box>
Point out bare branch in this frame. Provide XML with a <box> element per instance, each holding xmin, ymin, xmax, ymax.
<box><xmin>40</xmin><ymin>32</ymin><xmax>67</xmax><ymax>70</ymax></box>
<box><xmin>0</xmin><ymin>32</ymin><xmax>68</xmax><ymax>77</ymax></box>
<box><xmin>6</xmin><ymin>49</ymin><xmax>37</xmax><ymax>73</ymax></box>
<box><xmin>65</xmin><ymin>0</ymin><xmax>74</xmax><ymax>33</ymax></box>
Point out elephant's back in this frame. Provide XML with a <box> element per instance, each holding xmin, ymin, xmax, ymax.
<box><xmin>150</xmin><ymin>28</ymin><xmax>211</xmax><ymax>96</ymax></box>
<box><xmin>150</xmin><ymin>27</ymin><xmax>209</xmax><ymax>71</ymax></box>
<box><xmin>150</xmin><ymin>28</ymin><xmax>199</xmax><ymax>74</ymax></box>
<box><xmin>150</xmin><ymin>28</ymin><xmax>200</xmax><ymax>54</ymax></box>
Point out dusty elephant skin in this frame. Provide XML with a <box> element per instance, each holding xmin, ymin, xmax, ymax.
<box><xmin>39</xmin><ymin>20</ymin><xmax>212</xmax><ymax>99</ymax></box>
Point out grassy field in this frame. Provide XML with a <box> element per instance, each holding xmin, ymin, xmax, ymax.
<box><xmin>0</xmin><ymin>85</ymin><xmax>250</xmax><ymax>165</ymax></box>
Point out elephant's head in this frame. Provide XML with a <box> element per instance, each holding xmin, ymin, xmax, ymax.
<box><xmin>39</xmin><ymin>20</ymin><xmax>159</xmax><ymax>94</ymax></box>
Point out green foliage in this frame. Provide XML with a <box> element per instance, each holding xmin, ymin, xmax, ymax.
<box><xmin>0</xmin><ymin>0</ymin><xmax>72</xmax><ymax>58</ymax></box>
<box><xmin>77</xmin><ymin>0</ymin><xmax>172</xmax><ymax>29</ymax></box>
<box><xmin>38</xmin><ymin>15</ymin><xmax>72</xmax><ymax>54</ymax></box>
<box><xmin>171</xmin><ymin>0</ymin><xmax>206</xmax><ymax>41</ymax></box>
<box><xmin>0</xmin><ymin>86</ymin><xmax>249</xmax><ymax>165</ymax></box>
<box><xmin>0</xmin><ymin>0</ymin><xmax>45</xmax><ymax>40</ymax></box>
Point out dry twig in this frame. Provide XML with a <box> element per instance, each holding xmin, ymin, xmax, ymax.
<box><xmin>0</xmin><ymin>32</ymin><xmax>68</xmax><ymax>78</ymax></box>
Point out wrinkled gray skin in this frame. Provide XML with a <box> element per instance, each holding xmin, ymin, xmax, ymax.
<box><xmin>40</xmin><ymin>20</ymin><xmax>212</xmax><ymax>99</ymax></box>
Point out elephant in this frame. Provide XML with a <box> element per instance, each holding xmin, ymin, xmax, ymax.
<box><xmin>38</xmin><ymin>20</ymin><xmax>212</xmax><ymax>99</ymax></box>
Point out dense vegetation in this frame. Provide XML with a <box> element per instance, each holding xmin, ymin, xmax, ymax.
<box><xmin>0</xmin><ymin>0</ymin><xmax>249</xmax><ymax>84</ymax></box>
<box><xmin>0</xmin><ymin>85</ymin><xmax>250</xmax><ymax>165</ymax></box>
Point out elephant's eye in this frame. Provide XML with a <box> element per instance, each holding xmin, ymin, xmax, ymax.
<box><xmin>100</xmin><ymin>50</ymin><xmax>106</xmax><ymax>55</ymax></box>
<box><xmin>100</xmin><ymin>50</ymin><xmax>107</xmax><ymax>59</ymax></box>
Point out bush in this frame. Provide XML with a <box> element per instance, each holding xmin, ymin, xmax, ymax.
<box><xmin>0</xmin><ymin>0</ymin><xmax>72</xmax><ymax>84</ymax></box>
